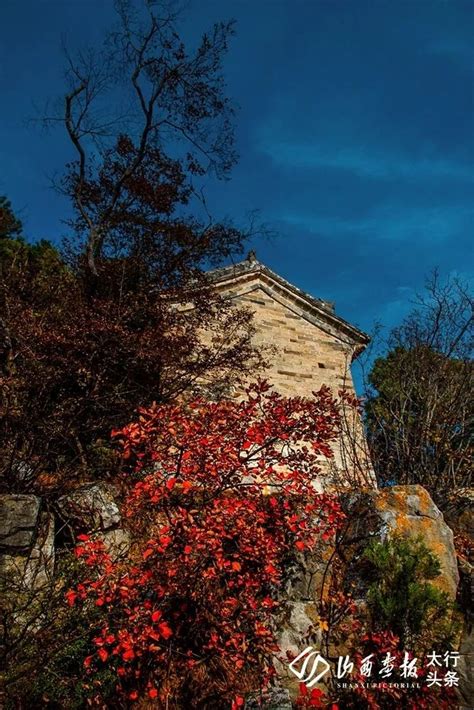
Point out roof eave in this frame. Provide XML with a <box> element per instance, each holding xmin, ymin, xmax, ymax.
<box><xmin>208</xmin><ymin>259</ymin><xmax>370</xmax><ymax>353</ymax></box>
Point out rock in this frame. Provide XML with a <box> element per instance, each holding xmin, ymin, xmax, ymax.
<box><xmin>275</xmin><ymin>601</ymin><xmax>323</xmax><ymax>695</ymax></box>
<box><xmin>341</xmin><ymin>485</ymin><xmax>460</xmax><ymax>599</ymax></box>
<box><xmin>98</xmin><ymin>528</ymin><xmax>131</xmax><ymax>560</ymax></box>
<box><xmin>57</xmin><ymin>483</ymin><xmax>121</xmax><ymax>531</ymax></box>
<box><xmin>24</xmin><ymin>513</ymin><xmax>55</xmax><ymax>589</ymax></box>
<box><xmin>10</xmin><ymin>461</ymin><xmax>36</xmax><ymax>486</ymax></box>
<box><xmin>285</xmin><ymin>540</ymin><xmax>333</xmax><ymax>602</ymax></box>
<box><xmin>0</xmin><ymin>513</ymin><xmax>55</xmax><ymax>593</ymax></box>
<box><xmin>0</xmin><ymin>495</ymin><xmax>41</xmax><ymax>552</ymax></box>
<box><xmin>277</xmin><ymin>601</ymin><xmax>322</xmax><ymax>658</ymax></box>
<box><xmin>376</xmin><ymin>485</ymin><xmax>459</xmax><ymax>598</ymax></box>
<box><xmin>245</xmin><ymin>687</ymin><xmax>292</xmax><ymax>709</ymax></box>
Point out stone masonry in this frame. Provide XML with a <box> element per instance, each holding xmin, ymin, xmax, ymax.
<box><xmin>209</xmin><ymin>254</ymin><xmax>373</xmax><ymax>485</ymax></box>
<box><xmin>209</xmin><ymin>253</ymin><xmax>369</xmax><ymax>399</ymax></box>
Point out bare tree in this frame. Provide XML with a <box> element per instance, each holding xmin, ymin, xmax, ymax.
<box><xmin>44</xmin><ymin>0</ymin><xmax>240</xmax><ymax>283</ymax></box>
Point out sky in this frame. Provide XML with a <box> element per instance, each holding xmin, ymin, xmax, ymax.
<box><xmin>1</xmin><ymin>0</ymin><xmax>473</xmax><ymax>386</ymax></box>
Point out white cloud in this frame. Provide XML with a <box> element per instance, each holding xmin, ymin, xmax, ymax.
<box><xmin>259</xmin><ymin>141</ymin><xmax>473</xmax><ymax>182</ymax></box>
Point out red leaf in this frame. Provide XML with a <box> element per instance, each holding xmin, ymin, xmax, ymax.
<box><xmin>65</xmin><ymin>589</ymin><xmax>77</xmax><ymax>606</ymax></box>
<box><xmin>158</xmin><ymin>622</ymin><xmax>173</xmax><ymax>639</ymax></box>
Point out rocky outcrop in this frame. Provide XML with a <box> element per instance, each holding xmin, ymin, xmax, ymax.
<box><xmin>57</xmin><ymin>482</ymin><xmax>121</xmax><ymax>532</ymax></box>
<box><xmin>99</xmin><ymin>527</ymin><xmax>131</xmax><ymax>558</ymax></box>
<box><xmin>341</xmin><ymin>484</ymin><xmax>459</xmax><ymax>598</ymax></box>
<box><xmin>272</xmin><ymin>485</ymin><xmax>462</xmax><ymax>706</ymax></box>
<box><xmin>56</xmin><ymin>482</ymin><xmax>130</xmax><ymax>560</ymax></box>
<box><xmin>0</xmin><ymin>483</ymin><xmax>130</xmax><ymax>600</ymax></box>
<box><xmin>0</xmin><ymin>495</ymin><xmax>54</xmax><ymax>593</ymax></box>
<box><xmin>0</xmin><ymin>494</ymin><xmax>41</xmax><ymax>552</ymax></box>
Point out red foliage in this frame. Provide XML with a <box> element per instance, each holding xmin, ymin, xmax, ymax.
<box><xmin>296</xmin><ymin>683</ymin><xmax>334</xmax><ymax>708</ymax></box>
<box><xmin>68</xmin><ymin>382</ymin><xmax>345</xmax><ymax>706</ymax></box>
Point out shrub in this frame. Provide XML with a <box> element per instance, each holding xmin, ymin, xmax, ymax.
<box><xmin>364</xmin><ymin>535</ymin><xmax>456</xmax><ymax>650</ymax></box>
<box><xmin>66</xmin><ymin>382</ymin><xmax>345</xmax><ymax>708</ymax></box>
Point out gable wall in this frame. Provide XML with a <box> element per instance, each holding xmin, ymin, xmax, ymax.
<box><xmin>212</xmin><ymin>273</ymin><xmax>375</xmax><ymax>488</ymax></box>
<box><xmin>224</xmin><ymin>285</ymin><xmax>356</xmax><ymax>398</ymax></box>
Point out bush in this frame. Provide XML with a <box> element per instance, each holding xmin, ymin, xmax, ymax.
<box><xmin>364</xmin><ymin>535</ymin><xmax>455</xmax><ymax>650</ymax></box>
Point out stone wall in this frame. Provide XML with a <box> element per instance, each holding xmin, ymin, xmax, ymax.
<box><xmin>0</xmin><ymin>484</ymin><xmax>129</xmax><ymax>598</ymax></box>
<box><xmin>235</xmin><ymin>289</ymin><xmax>354</xmax><ymax>398</ymax></box>
<box><xmin>211</xmin><ymin>273</ymin><xmax>374</xmax><ymax>486</ymax></box>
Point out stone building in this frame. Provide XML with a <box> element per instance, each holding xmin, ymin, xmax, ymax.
<box><xmin>209</xmin><ymin>252</ymin><xmax>373</xmax><ymax>486</ymax></box>
<box><xmin>210</xmin><ymin>251</ymin><xmax>369</xmax><ymax>399</ymax></box>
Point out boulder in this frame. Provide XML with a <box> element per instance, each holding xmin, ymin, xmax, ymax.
<box><xmin>0</xmin><ymin>495</ymin><xmax>41</xmax><ymax>552</ymax></box>
<box><xmin>98</xmin><ymin>528</ymin><xmax>131</xmax><ymax>560</ymax></box>
<box><xmin>275</xmin><ymin>600</ymin><xmax>323</xmax><ymax>695</ymax></box>
<box><xmin>24</xmin><ymin>513</ymin><xmax>55</xmax><ymax>590</ymax></box>
<box><xmin>285</xmin><ymin>541</ymin><xmax>333</xmax><ymax>602</ymax></box>
<box><xmin>0</xmin><ymin>511</ymin><xmax>55</xmax><ymax>594</ymax></box>
<box><xmin>57</xmin><ymin>483</ymin><xmax>121</xmax><ymax>531</ymax></box>
<box><xmin>341</xmin><ymin>485</ymin><xmax>459</xmax><ymax>599</ymax></box>
<box><xmin>375</xmin><ymin>485</ymin><xmax>459</xmax><ymax>598</ymax></box>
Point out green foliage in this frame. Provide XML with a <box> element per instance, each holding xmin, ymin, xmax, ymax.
<box><xmin>364</xmin><ymin>534</ymin><xmax>455</xmax><ymax>649</ymax></box>
<box><xmin>0</xmin><ymin>195</ymin><xmax>22</xmax><ymax>239</ymax></box>
<box><xmin>364</xmin><ymin>274</ymin><xmax>473</xmax><ymax>502</ymax></box>
<box><xmin>0</xmin><ymin>234</ymin><xmax>67</xmax><ymax>288</ymax></box>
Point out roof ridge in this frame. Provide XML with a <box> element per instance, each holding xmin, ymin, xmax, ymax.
<box><xmin>207</xmin><ymin>255</ymin><xmax>369</xmax><ymax>348</ymax></box>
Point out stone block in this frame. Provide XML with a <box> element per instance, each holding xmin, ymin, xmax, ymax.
<box><xmin>0</xmin><ymin>495</ymin><xmax>41</xmax><ymax>552</ymax></box>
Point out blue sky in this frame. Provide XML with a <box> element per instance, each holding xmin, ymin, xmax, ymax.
<box><xmin>1</xmin><ymin>0</ymin><xmax>473</xmax><ymax>384</ymax></box>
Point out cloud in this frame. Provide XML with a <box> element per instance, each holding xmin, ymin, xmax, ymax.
<box><xmin>280</xmin><ymin>204</ymin><xmax>474</xmax><ymax>244</ymax></box>
<box><xmin>258</xmin><ymin>141</ymin><xmax>473</xmax><ymax>183</ymax></box>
